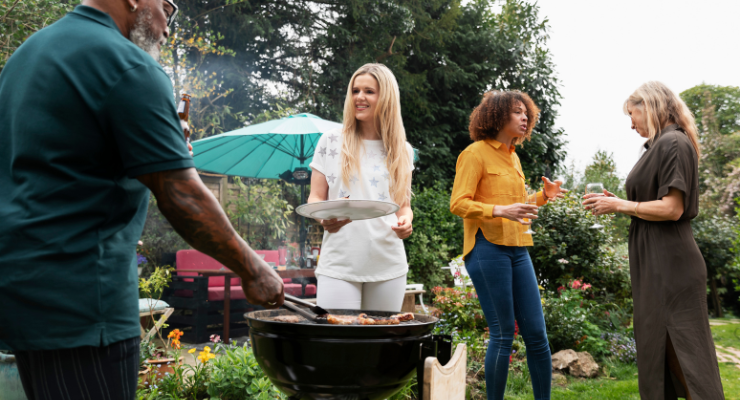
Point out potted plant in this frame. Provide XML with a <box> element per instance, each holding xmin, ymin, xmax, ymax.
<box><xmin>138</xmin><ymin>266</ymin><xmax>181</xmax><ymax>387</ymax></box>
<box><xmin>143</xmin><ymin>329</ymin><xmax>184</xmax><ymax>386</ymax></box>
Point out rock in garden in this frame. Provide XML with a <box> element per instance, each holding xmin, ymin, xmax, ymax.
<box><xmin>569</xmin><ymin>352</ymin><xmax>599</xmax><ymax>378</ymax></box>
<box><xmin>552</xmin><ymin>372</ymin><xmax>567</xmax><ymax>385</ymax></box>
<box><xmin>551</xmin><ymin>349</ymin><xmax>578</xmax><ymax>371</ymax></box>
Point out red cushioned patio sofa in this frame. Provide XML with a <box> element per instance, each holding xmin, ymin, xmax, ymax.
<box><xmin>161</xmin><ymin>249</ymin><xmax>315</xmax><ymax>343</ymax></box>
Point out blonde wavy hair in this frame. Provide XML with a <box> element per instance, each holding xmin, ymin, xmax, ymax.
<box><xmin>623</xmin><ymin>81</ymin><xmax>700</xmax><ymax>156</ymax></box>
<box><xmin>340</xmin><ymin>63</ymin><xmax>412</xmax><ymax>206</ymax></box>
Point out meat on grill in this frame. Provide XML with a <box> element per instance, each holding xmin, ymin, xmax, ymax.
<box><xmin>391</xmin><ymin>313</ymin><xmax>414</xmax><ymax>322</ymax></box>
<box><xmin>325</xmin><ymin>312</ymin><xmax>415</xmax><ymax>325</ymax></box>
<box><xmin>273</xmin><ymin>315</ymin><xmax>305</xmax><ymax>323</ymax></box>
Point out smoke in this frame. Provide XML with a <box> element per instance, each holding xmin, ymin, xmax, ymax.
<box><xmin>130</xmin><ymin>6</ymin><xmax>163</xmax><ymax>62</ymax></box>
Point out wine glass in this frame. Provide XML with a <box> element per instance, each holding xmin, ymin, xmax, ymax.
<box><xmin>585</xmin><ymin>182</ymin><xmax>605</xmax><ymax>229</ymax></box>
<box><xmin>523</xmin><ymin>186</ymin><xmax>536</xmax><ymax>235</ymax></box>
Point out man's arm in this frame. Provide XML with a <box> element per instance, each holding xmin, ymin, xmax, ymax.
<box><xmin>137</xmin><ymin>168</ymin><xmax>284</xmax><ymax>308</ymax></box>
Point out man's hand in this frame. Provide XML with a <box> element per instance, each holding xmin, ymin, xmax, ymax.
<box><xmin>181</xmin><ymin>120</ymin><xmax>193</xmax><ymax>156</ymax></box>
<box><xmin>137</xmin><ymin>168</ymin><xmax>284</xmax><ymax>308</ymax></box>
<box><xmin>239</xmin><ymin>251</ymin><xmax>284</xmax><ymax>307</ymax></box>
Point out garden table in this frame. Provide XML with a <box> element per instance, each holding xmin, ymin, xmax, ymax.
<box><xmin>177</xmin><ymin>268</ymin><xmax>315</xmax><ymax>343</ymax></box>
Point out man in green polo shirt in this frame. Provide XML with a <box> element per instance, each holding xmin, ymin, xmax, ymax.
<box><xmin>0</xmin><ymin>0</ymin><xmax>284</xmax><ymax>398</ymax></box>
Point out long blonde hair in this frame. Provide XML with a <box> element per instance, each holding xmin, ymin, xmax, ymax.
<box><xmin>623</xmin><ymin>81</ymin><xmax>700</xmax><ymax>156</ymax></box>
<box><xmin>340</xmin><ymin>63</ymin><xmax>412</xmax><ymax>206</ymax></box>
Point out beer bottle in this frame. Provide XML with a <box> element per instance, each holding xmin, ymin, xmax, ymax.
<box><xmin>177</xmin><ymin>93</ymin><xmax>191</xmax><ymax>143</ymax></box>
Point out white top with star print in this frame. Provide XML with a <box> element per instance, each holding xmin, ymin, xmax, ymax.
<box><xmin>309</xmin><ymin>129</ymin><xmax>414</xmax><ymax>282</ymax></box>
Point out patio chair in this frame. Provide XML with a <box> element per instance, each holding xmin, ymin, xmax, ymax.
<box><xmin>161</xmin><ymin>250</ymin><xmax>258</xmax><ymax>343</ymax></box>
<box><xmin>139</xmin><ymin>298</ymin><xmax>174</xmax><ymax>342</ymax></box>
<box><xmin>441</xmin><ymin>256</ymin><xmax>469</xmax><ymax>288</ymax></box>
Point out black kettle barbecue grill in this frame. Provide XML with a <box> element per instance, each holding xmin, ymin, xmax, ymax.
<box><xmin>244</xmin><ymin>309</ymin><xmax>450</xmax><ymax>400</ymax></box>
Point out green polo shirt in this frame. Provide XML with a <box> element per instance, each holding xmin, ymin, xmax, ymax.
<box><xmin>0</xmin><ymin>6</ymin><xmax>193</xmax><ymax>351</ymax></box>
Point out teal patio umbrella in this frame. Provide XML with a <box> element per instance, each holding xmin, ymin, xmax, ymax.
<box><xmin>192</xmin><ymin>113</ymin><xmax>341</xmax><ymax>180</ymax></box>
<box><xmin>192</xmin><ymin>113</ymin><xmax>343</xmax><ymax>266</ymax></box>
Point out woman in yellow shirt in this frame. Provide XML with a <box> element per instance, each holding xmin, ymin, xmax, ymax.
<box><xmin>450</xmin><ymin>90</ymin><xmax>565</xmax><ymax>400</ymax></box>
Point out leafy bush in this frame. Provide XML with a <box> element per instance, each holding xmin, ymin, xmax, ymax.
<box><xmin>207</xmin><ymin>343</ymin><xmax>286</xmax><ymax>400</ymax></box>
<box><xmin>543</xmin><ymin>278</ymin><xmax>634</xmax><ymax>357</ymax></box>
<box><xmin>692</xmin><ymin>213</ymin><xmax>740</xmax><ymax>317</ymax></box>
<box><xmin>603</xmin><ymin>333</ymin><xmax>637</xmax><ymax>364</ymax></box>
<box><xmin>431</xmin><ymin>285</ymin><xmax>486</xmax><ymax>334</ymax></box>
<box><xmin>226</xmin><ymin>178</ymin><xmax>296</xmax><ymax>251</ymax></box>
<box><xmin>543</xmin><ymin>280</ymin><xmax>599</xmax><ymax>353</ymax></box>
<box><xmin>137</xmin><ymin>340</ymin><xmax>285</xmax><ymax>400</ymax></box>
<box><xmin>528</xmin><ymin>191</ymin><xmax>632</xmax><ymax>307</ymax></box>
<box><xmin>405</xmin><ymin>182</ymin><xmax>463</xmax><ymax>289</ymax></box>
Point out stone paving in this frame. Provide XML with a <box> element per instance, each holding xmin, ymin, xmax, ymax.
<box><xmin>711</xmin><ymin>318</ymin><xmax>740</xmax><ymax>369</ymax></box>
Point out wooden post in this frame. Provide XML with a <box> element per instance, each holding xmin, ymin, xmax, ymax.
<box><xmin>423</xmin><ymin>344</ymin><xmax>467</xmax><ymax>400</ymax></box>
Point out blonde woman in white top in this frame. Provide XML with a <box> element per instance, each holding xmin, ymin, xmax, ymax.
<box><xmin>308</xmin><ymin>63</ymin><xmax>415</xmax><ymax>312</ymax></box>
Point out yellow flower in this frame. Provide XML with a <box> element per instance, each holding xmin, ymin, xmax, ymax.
<box><xmin>188</xmin><ymin>348</ymin><xmax>196</xmax><ymax>354</ymax></box>
<box><xmin>197</xmin><ymin>346</ymin><xmax>216</xmax><ymax>363</ymax></box>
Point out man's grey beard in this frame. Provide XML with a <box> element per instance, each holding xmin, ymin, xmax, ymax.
<box><xmin>130</xmin><ymin>7</ymin><xmax>162</xmax><ymax>62</ymax></box>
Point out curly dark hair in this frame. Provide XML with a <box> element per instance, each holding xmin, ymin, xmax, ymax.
<box><xmin>468</xmin><ymin>90</ymin><xmax>540</xmax><ymax>144</ymax></box>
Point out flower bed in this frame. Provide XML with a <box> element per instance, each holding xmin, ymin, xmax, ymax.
<box><xmin>137</xmin><ymin>336</ymin><xmax>285</xmax><ymax>399</ymax></box>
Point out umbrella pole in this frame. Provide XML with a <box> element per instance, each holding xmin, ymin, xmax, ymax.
<box><xmin>299</xmin><ymin>183</ymin><xmax>306</xmax><ymax>268</ymax></box>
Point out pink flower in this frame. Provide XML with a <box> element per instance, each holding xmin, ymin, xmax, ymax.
<box><xmin>571</xmin><ymin>280</ymin><xmax>582</xmax><ymax>289</ymax></box>
<box><xmin>454</xmin><ymin>271</ymin><xmax>461</xmax><ymax>278</ymax></box>
<box><xmin>209</xmin><ymin>334</ymin><xmax>221</xmax><ymax>343</ymax></box>
<box><xmin>138</xmin><ymin>240</ymin><xmax>143</xmax><ymax>246</ymax></box>
<box><xmin>582</xmin><ymin>283</ymin><xmax>592</xmax><ymax>290</ymax></box>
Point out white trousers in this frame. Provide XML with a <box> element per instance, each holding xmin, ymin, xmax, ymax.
<box><xmin>316</xmin><ymin>274</ymin><xmax>407</xmax><ymax>312</ymax></box>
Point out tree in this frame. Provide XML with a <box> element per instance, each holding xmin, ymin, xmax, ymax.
<box><xmin>0</xmin><ymin>0</ymin><xmax>76</xmax><ymax>72</ymax></box>
<box><xmin>175</xmin><ymin>0</ymin><xmax>567</xmax><ymax>186</ymax></box>
<box><xmin>561</xmin><ymin>151</ymin><xmax>629</xmax><ymax>240</ymax></box>
<box><xmin>160</xmin><ymin>25</ymin><xmax>243</xmax><ymax>140</ymax></box>
<box><xmin>681</xmin><ymin>84</ymin><xmax>740</xmax><ymax>136</ymax></box>
<box><xmin>680</xmin><ymin>85</ymin><xmax>740</xmax><ymax>215</ymax></box>
<box><xmin>692</xmin><ymin>214</ymin><xmax>739</xmax><ymax>318</ymax></box>
<box><xmin>304</xmin><ymin>0</ymin><xmax>567</xmax><ymax>187</ymax></box>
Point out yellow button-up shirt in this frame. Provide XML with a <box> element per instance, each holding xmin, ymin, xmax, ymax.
<box><xmin>450</xmin><ymin>139</ymin><xmax>548</xmax><ymax>257</ymax></box>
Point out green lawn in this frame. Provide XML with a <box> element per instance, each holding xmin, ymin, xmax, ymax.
<box><xmin>504</xmin><ymin>362</ymin><xmax>639</xmax><ymax>400</ymax></box>
<box><xmin>500</xmin><ymin>319</ymin><xmax>740</xmax><ymax>399</ymax></box>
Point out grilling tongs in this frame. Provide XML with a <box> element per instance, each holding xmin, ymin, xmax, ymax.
<box><xmin>282</xmin><ymin>293</ymin><xmax>329</xmax><ymax>323</ymax></box>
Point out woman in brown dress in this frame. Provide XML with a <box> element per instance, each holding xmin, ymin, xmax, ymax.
<box><xmin>583</xmin><ymin>81</ymin><xmax>724</xmax><ymax>399</ymax></box>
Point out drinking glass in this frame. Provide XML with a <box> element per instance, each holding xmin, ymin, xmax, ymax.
<box><xmin>523</xmin><ymin>186</ymin><xmax>536</xmax><ymax>235</ymax></box>
<box><xmin>585</xmin><ymin>182</ymin><xmax>605</xmax><ymax>229</ymax></box>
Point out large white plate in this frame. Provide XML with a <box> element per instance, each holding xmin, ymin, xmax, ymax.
<box><xmin>296</xmin><ymin>199</ymin><xmax>399</xmax><ymax>221</ymax></box>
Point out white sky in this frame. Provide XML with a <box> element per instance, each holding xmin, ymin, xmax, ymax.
<box><xmin>536</xmin><ymin>0</ymin><xmax>740</xmax><ymax>180</ymax></box>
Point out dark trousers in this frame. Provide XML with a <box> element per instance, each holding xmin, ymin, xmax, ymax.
<box><xmin>466</xmin><ymin>231</ymin><xmax>551</xmax><ymax>400</ymax></box>
<box><xmin>14</xmin><ymin>337</ymin><xmax>140</xmax><ymax>400</ymax></box>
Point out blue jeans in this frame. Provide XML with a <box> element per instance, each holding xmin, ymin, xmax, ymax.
<box><xmin>466</xmin><ymin>231</ymin><xmax>551</xmax><ymax>400</ymax></box>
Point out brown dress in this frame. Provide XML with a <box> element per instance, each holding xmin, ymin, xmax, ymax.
<box><xmin>625</xmin><ymin>124</ymin><xmax>724</xmax><ymax>399</ymax></box>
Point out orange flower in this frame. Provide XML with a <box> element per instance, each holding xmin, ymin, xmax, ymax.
<box><xmin>167</xmin><ymin>329</ymin><xmax>183</xmax><ymax>340</ymax></box>
<box><xmin>172</xmin><ymin>339</ymin><xmax>181</xmax><ymax>350</ymax></box>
